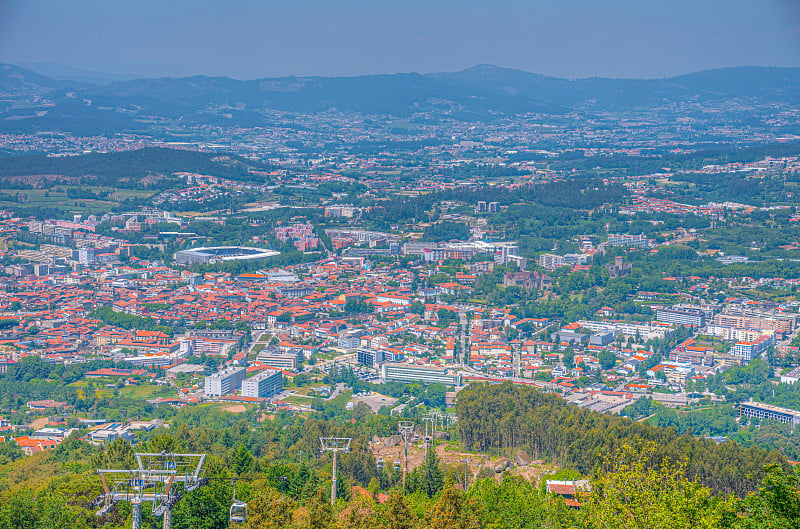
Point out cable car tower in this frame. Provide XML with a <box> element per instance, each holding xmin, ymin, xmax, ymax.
<box><xmin>397</xmin><ymin>421</ymin><xmax>415</xmax><ymax>489</ymax></box>
<box><xmin>96</xmin><ymin>452</ymin><xmax>205</xmax><ymax>529</ymax></box>
<box><xmin>320</xmin><ymin>437</ymin><xmax>351</xmax><ymax>504</ymax></box>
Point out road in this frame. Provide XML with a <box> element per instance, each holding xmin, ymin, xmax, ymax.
<box><xmin>326</xmin><ymin>382</ymin><xmax>345</xmax><ymax>401</ymax></box>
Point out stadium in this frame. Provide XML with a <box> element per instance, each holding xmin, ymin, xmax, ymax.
<box><xmin>174</xmin><ymin>246</ymin><xmax>280</xmax><ymax>265</ymax></box>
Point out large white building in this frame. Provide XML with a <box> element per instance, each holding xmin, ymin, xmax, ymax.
<box><xmin>732</xmin><ymin>334</ymin><xmax>773</xmax><ymax>362</ymax></box>
<box><xmin>577</xmin><ymin>320</ymin><xmax>672</xmax><ymax>342</ymax></box>
<box><xmin>204</xmin><ymin>366</ymin><xmax>247</xmax><ymax>398</ymax></box>
<box><xmin>241</xmin><ymin>369</ymin><xmax>282</xmax><ymax>399</ymax></box>
<box><xmin>382</xmin><ymin>362</ymin><xmax>462</xmax><ymax>386</ymax></box>
<box><xmin>706</xmin><ymin>325</ymin><xmax>773</xmax><ymax>343</ymax></box>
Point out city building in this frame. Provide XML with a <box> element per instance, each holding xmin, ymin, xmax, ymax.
<box><xmin>732</xmin><ymin>335</ymin><xmax>773</xmax><ymax>362</ymax></box>
<box><xmin>204</xmin><ymin>366</ymin><xmax>247</xmax><ymax>398</ymax></box>
<box><xmin>174</xmin><ymin>246</ymin><xmax>279</xmax><ymax>265</ymax></box>
<box><xmin>357</xmin><ymin>348</ymin><xmax>385</xmax><ymax>368</ymax></box>
<box><xmin>241</xmin><ymin>369</ymin><xmax>283</xmax><ymax>399</ymax></box>
<box><xmin>656</xmin><ymin>307</ymin><xmax>706</xmax><ymax>327</ymax></box>
<box><xmin>605</xmin><ymin>256</ymin><xmax>632</xmax><ymax>278</ymax></box>
<box><xmin>737</xmin><ymin>401</ymin><xmax>800</xmax><ymax>427</ymax></box>
<box><xmin>257</xmin><ymin>349</ymin><xmax>302</xmax><ymax>370</ymax></box>
<box><xmin>381</xmin><ymin>362</ymin><xmax>462</xmax><ymax>386</ymax></box>
<box><xmin>338</xmin><ymin>329</ymin><xmax>365</xmax><ymax>350</ymax></box>
<box><xmin>606</xmin><ymin>234</ymin><xmax>650</xmax><ymax>249</ymax></box>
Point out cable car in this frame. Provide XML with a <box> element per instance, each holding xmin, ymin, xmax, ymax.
<box><xmin>393</xmin><ymin>460</ymin><xmax>402</xmax><ymax>471</ymax></box>
<box><xmin>230</xmin><ymin>500</ymin><xmax>247</xmax><ymax>523</ymax></box>
<box><xmin>376</xmin><ymin>458</ymin><xmax>384</xmax><ymax>470</ymax></box>
<box><xmin>230</xmin><ymin>478</ymin><xmax>247</xmax><ymax>523</ymax></box>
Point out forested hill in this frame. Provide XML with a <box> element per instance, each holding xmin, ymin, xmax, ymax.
<box><xmin>431</xmin><ymin>64</ymin><xmax>800</xmax><ymax>108</ymax></box>
<box><xmin>455</xmin><ymin>382</ymin><xmax>788</xmax><ymax>497</ymax></box>
<box><xmin>0</xmin><ymin>147</ymin><xmax>274</xmax><ymax>188</ymax></box>
<box><xmin>2</xmin><ymin>63</ymin><xmax>800</xmax><ymax>134</ymax></box>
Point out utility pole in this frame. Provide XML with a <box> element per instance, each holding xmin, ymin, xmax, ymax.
<box><xmin>462</xmin><ymin>458</ymin><xmax>471</xmax><ymax>491</ymax></box>
<box><xmin>320</xmin><ymin>437</ymin><xmax>351</xmax><ymax>504</ymax></box>
<box><xmin>398</xmin><ymin>421</ymin><xmax>415</xmax><ymax>489</ymax></box>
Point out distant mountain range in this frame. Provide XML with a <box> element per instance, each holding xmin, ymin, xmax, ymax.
<box><xmin>2</xmin><ymin>63</ymin><xmax>799</xmax><ymax>134</ymax></box>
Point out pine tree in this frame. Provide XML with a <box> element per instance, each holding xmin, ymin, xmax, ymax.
<box><xmin>420</xmin><ymin>448</ymin><xmax>444</xmax><ymax>498</ymax></box>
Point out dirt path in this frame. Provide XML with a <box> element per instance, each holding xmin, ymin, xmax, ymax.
<box><xmin>370</xmin><ymin>437</ymin><xmax>559</xmax><ymax>483</ymax></box>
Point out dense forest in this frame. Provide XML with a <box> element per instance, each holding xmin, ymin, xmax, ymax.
<box><xmin>0</xmin><ymin>148</ymin><xmax>274</xmax><ymax>188</ymax></box>
<box><xmin>455</xmin><ymin>382</ymin><xmax>787</xmax><ymax>497</ymax></box>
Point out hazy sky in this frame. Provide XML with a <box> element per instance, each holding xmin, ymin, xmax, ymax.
<box><xmin>1</xmin><ymin>0</ymin><xmax>799</xmax><ymax>79</ymax></box>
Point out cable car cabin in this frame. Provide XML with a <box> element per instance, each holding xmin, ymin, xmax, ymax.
<box><xmin>376</xmin><ymin>458</ymin><xmax>384</xmax><ymax>470</ymax></box>
<box><xmin>393</xmin><ymin>460</ymin><xmax>402</xmax><ymax>471</ymax></box>
<box><xmin>230</xmin><ymin>500</ymin><xmax>247</xmax><ymax>523</ymax></box>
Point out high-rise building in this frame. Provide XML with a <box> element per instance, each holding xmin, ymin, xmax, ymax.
<box><xmin>241</xmin><ymin>369</ymin><xmax>282</xmax><ymax>399</ymax></box>
<box><xmin>204</xmin><ymin>366</ymin><xmax>247</xmax><ymax>397</ymax></box>
<box><xmin>656</xmin><ymin>307</ymin><xmax>706</xmax><ymax>327</ymax></box>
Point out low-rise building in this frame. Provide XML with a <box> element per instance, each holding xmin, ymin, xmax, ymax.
<box><xmin>381</xmin><ymin>362</ymin><xmax>461</xmax><ymax>386</ymax></box>
<box><xmin>737</xmin><ymin>401</ymin><xmax>800</xmax><ymax>427</ymax></box>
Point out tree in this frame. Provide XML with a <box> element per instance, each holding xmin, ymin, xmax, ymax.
<box><xmin>417</xmin><ymin>448</ymin><xmax>444</xmax><ymax>498</ymax></box>
<box><xmin>172</xmin><ymin>478</ymin><xmax>232</xmax><ymax>529</ymax></box>
<box><xmin>562</xmin><ymin>348</ymin><xmax>575</xmax><ymax>370</ymax></box>
<box><xmin>598</xmin><ymin>350</ymin><xmax>617</xmax><ymax>370</ymax></box>
<box><xmin>426</xmin><ymin>479</ymin><xmax>480</xmax><ymax>529</ymax></box>
<box><xmin>0</xmin><ymin>439</ymin><xmax>23</xmax><ymax>465</ymax></box>
<box><xmin>581</xmin><ymin>442</ymin><xmax>738</xmax><ymax>529</ymax></box>
<box><xmin>379</xmin><ymin>492</ymin><xmax>417</xmax><ymax>529</ymax></box>
<box><xmin>424</xmin><ymin>383</ymin><xmax>447</xmax><ymax>408</ymax></box>
<box><xmin>231</xmin><ymin>443</ymin><xmax>254</xmax><ymax>475</ymax></box>
<box><xmin>242</xmin><ymin>487</ymin><xmax>293</xmax><ymax>529</ymax></box>
<box><xmin>337</xmin><ymin>494</ymin><xmax>377</xmax><ymax>529</ymax></box>
<box><xmin>739</xmin><ymin>464</ymin><xmax>800</xmax><ymax>528</ymax></box>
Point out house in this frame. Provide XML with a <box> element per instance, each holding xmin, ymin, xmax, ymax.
<box><xmin>546</xmin><ymin>480</ymin><xmax>591</xmax><ymax>508</ymax></box>
<box><xmin>26</xmin><ymin>400</ymin><xmax>67</xmax><ymax>410</ymax></box>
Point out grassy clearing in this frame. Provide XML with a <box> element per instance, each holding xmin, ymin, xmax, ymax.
<box><xmin>118</xmin><ymin>384</ymin><xmax>174</xmax><ymax>400</ymax></box>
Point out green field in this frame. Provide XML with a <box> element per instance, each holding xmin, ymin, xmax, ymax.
<box><xmin>118</xmin><ymin>384</ymin><xmax>175</xmax><ymax>400</ymax></box>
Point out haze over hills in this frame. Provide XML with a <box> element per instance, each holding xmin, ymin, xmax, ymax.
<box><xmin>2</xmin><ymin>62</ymin><xmax>800</xmax><ymax>134</ymax></box>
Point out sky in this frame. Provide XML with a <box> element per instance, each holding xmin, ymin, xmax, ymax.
<box><xmin>1</xmin><ymin>0</ymin><xmax>799</xmax><ymax>80</ymax></box>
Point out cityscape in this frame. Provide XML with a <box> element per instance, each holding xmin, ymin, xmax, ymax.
<box><xmin>1</xmin><ymin>1</ymin><xmax>800</xmax><ymax>528</ymax></box>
